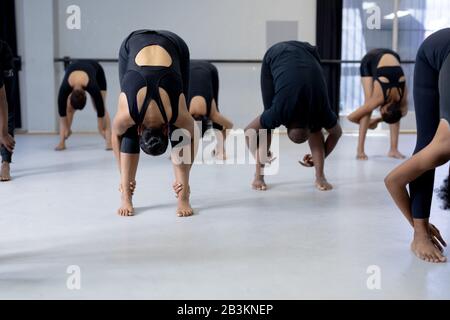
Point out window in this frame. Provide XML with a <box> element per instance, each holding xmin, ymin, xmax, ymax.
<box><xmin>340</xmin><ymin>0</ymin><xmax>450</xmax><ymax>115</ymax></box>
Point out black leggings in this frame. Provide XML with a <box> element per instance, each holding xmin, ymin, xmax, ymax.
<box><xmin>1</xmin><ymin>75</ymin><xmax>15</xmax><ymax>163</ymax></box>
<box><xmin>409</xmin><ymin>33</ymin><xmax>450</xmax><ymax>219</ymax></box>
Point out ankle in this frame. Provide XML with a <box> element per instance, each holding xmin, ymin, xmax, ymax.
<box><xmin>413</xmin><ymin>223</ymin><xmax>431</xmax><ymax>238</ymax></box>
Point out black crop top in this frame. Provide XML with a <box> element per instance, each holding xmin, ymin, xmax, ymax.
<box><xmin>119</xmin><ymin>30</ymin><xmax>190</xmax><ymax>126</ymax></box>
<box><xmin>375</xmin><ymin>66</ymin><xmax>406</xmax><ymax>102</ymax></box>
<box><xmin>57</xmin><ymin>60</ymin><xmax>106</xmax><ymax>117</ymax></box>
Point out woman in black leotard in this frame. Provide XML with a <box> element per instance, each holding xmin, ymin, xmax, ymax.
<box><xmin>56</xmin><ymin>60</ymin><xmax>112</xmax><ymax>151</ymax></box>
<box><xmin>385</xmin><ymin>28</ymin><xmax>450</xmax><ymax>263</ymax></box>
<box><xmin>348</xmin><ymin>49</ymin><xmax>409</xmax><ymax>160</ymax></box>
<box><xmin>112</xmin><ymin>29</ymin><xmax>196</xmax><ymax>217</ymax></box>
<box><xmin>188</xmin><ymin>60</ymin><xmax>233</xmax><ymax>159</ymax></box>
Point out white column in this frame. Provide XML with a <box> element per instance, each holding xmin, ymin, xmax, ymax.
<box><xmin>15</xmin><ymin>0</ymin><xmax>56</xmax><ymax>133</ymax></box>
<box><xmin>392</xmin><ymin>0</ymin><xmax>400</xmax><ymax>51</ymax></box>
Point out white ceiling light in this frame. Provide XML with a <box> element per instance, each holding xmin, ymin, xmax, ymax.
<box><xmin>362</xmin><ymin>2</ymin><xmax>377</xmax><ymax>10</ymax></box>
<box><xmin>384</xmin><ymin>10</ymin><xmax>412</xmax><ymax>19</ymax></box>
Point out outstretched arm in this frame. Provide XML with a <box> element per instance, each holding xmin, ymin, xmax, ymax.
<box><xmin>348</xmin><ymin>83</ymin><xmax>384</xmax><ymax>124</ymax></box>
<box><xmin>96</xmin><ymin>90</ymin><xmax>112</xmax><ymax>149</ymax></box>
<box><xmin>56</xmin><ymin>81</ymin><xmax>74</xmax><ymax>151</ymax></box>
<box><xmin>347</xmin><ymin>97</ymin><xmax>381</xmax><ymax>124</ymax></box>
<box><xmin>385</xmin><ymin>120</ymin><xmax>450</xmax><ymax>226</ymax></box>
<box><xmin>209</xmin><ymin>102</ymin><xmax>233</xmax><ymax>130</ymax></box>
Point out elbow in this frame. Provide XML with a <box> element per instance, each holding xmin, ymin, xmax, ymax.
<box><xmin>347</xmin><ymin>114</ymin><xmax>358</xmax><ymax>124</ymax></box>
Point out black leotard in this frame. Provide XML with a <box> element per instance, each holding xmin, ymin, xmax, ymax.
<box><xmin>118</xmin><ymin>30</ymin><xmax>190</xmax><ymax>127</ymax></box>
<box><xmin>57</xmin><ymin>60</ymin><xmax>107</xmax><ymax>117</ymax></box>
<box><xmin>188</xmin><ymin>60</ymin><xmax>223</xmax><ymax>132</ymax></box>
<box><xmin>360</xmin><ymin>48</ymin><xmax>405</xmax><ymax>103</ymax></box>
<box><xmin>409</xmin><ymin>28</ymin><xmax>450</xmax><ymax>219</ymax></box>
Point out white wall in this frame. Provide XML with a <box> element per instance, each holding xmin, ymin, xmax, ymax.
<box><xmin>16</xmin><ymin>0</ymin><xmax>57</xmax><ymax>132</ymax></box>
<box><xmin>16</xmin><ymin>0</ymin><xmax>317</xmax><ymax>132</ymax></box>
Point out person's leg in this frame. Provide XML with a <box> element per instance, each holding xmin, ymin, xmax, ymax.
<box><xmin>210</xmin><ymin>99</ymin><xmax>227</xmax><ymax>159</ymax></box>
<box><xmin>253</xmin><ymin>58</ymin><xmax>275</xmax><ymax>190</ymax></box>
<box><xmin>409</xmin><ymin>45</ymin><xmax>442</xmax><ymax>261</ymax></box>
<box><xmin>1</xmin><ymin>75</ymin><xmax>15</xmax><ymax>181</ymax></box>
<box><xmin>117</xmin><ymin>125</ymin><xmax>140</xmax><ymax>216</ymax></box>
<box><xmin>171</xmin><ymin>100</ymin><xmax>198</xmax><ymax>216</ymax></box>
<box><xmin>439</xmin><ymin>53</ymin><xmax>450</xmax><ymax>125</ymax></box>
<box><xmin>308</xmin><ymin>131</ymin><xmax>332</xmax><ymax>191</ymax></box>
<box><xmin>357</xmin><ymin>77</ymin><xmax>374</xmax><ymax>160</ymax></box>
<box><xmin>388</xmin><ymin>122</ymin><xmax>406</xmax><ymax>159</ymax></box>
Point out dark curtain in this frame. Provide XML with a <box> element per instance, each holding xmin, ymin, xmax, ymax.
<box><xmin>316</xmin><ymin>0</ymin><xmax>343</xmax><ymax>117</ymax></box>
<box><xmin>0</xmin><ymin>0</ymin><xmax>21</xmax><ymax>128</ymax></box>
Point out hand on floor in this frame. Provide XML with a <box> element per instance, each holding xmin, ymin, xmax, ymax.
<box><xmin>299</xmin><ymin>154</ymin><xmax>314</xmax><ymax>167</ymax></box>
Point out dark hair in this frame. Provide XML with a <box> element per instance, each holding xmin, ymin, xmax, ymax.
<box><xmin>437</xmin><ymin>176</ymin><xmax>450</xmax><ymax>211</ymax></box>
<box><xmin>70</xmin><ymin>89</ymin><xmax>87</xmax><ymax>110</ymax></box>
<box><xmin>140</xmin><ymin>127</ymin><xmax>169</xmax><ymax>156</ymax></box>
<box><xmin>381</xmin><ymin>102</ymin><xmax>402</xmax><ymax>124</ymax></box>
<box><xmin>287</xmin><ymin>127</ymin><xmax>309</xmax><ymax>144</ymax></box>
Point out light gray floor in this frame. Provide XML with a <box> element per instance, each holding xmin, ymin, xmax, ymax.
<box><xmin>1</xmin><ymin>133</ymin><xmax>449</xmax><ymax>300</ymax></box>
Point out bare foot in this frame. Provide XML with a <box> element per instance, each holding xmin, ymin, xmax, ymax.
<box><xmin>172</xmin><ymin>183</ymin><xmax>193</xmax><ymax>217</ymax></box>
<box><xmin>177</xmin><ymin>197</ymin><xmax>194</xmax><ymax>217</ymax></box>
<box><xmin>315</xmin><ymin>176</ymin><xmax>333</xmax><ymax>191</ymax></box>
<box><xmin>411</xmin><ymin>233</ymin><xmax>447</xmax><ymax>263</ymax></box>
<box><xmin>388</xmin><ymin>149</ymin><xmax>406</xmax><ymax>159</ymax></box>
<box><xmin>252</xmin><ymin>175</ymin><xmax>267</xmax><ymax>191</ymax></box>
<box><xmin>356</xmin><ymin>151</ymin><xmax>368</xmax><ymax>160</ymax></box>
<box><xmin>117</xmin><ymin>183</ymin><xmax>135</xmax><ymax>217</ymax></box>
<box><xmin>55</xmin><ymin>142</ymin><xmax>66</xmax><ymax>151</ymax></box>
<box><xmin>0</xmin><ymin>162</ymin><xmax>11</xmax><ymax>182</ymax></box>
<box><xmin>105</xmin><ymin>143</ymin><xmax>113</xmax><ymax>151</ymax></box>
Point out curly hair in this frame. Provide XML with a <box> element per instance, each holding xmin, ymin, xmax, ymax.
<box><xmin>381</xmin><ymin>102</ymin><xmax>403</xmax><ymax>124</ymax></box>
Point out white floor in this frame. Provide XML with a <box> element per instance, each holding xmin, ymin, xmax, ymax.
<box><xmin>1</xmin><ymin>133</ymin><xmax>449</xmax><ymax>300</ymax></box>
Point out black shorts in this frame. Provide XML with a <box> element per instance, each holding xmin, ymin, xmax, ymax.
<box><xmin>360</xmin><ymin>48</ymin><xmax>401</xmax><ymax>78</ymax></box>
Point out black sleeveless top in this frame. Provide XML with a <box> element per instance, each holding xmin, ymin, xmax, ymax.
<box><xmin>119</xmin><ymin>30</ymin><xmax>190</xmax><ymax>126</ymax></box>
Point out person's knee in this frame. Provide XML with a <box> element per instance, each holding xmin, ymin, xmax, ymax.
<box><xmin>120</xmin><ymin>127</ymin><xmax>140</xmax><ymax>154</ymax></box>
